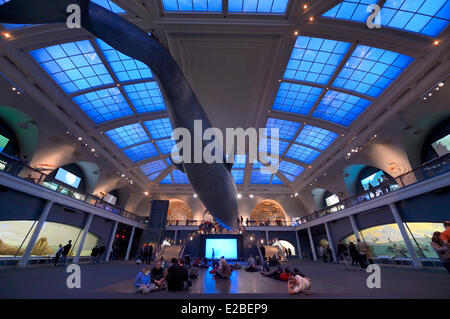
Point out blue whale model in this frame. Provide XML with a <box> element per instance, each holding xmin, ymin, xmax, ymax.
<box><xmin>0</xmin><ymin>0</ymin><xmax>238</xmax><ymax>229</ymax></box>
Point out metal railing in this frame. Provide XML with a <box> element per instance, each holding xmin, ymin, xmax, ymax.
<box><xmin>0</xmin><ymin>152</ymin><xmax>147</xmax><ymax>224</ymax></box>
<box><xmin>166</xmin><ymin>219</ymin><xmax>292</xmax><ymax>227</ymax></box>
<box><xmin>295</xmin><ymin>153</ymin><xmax>450</xmax><ymax>226</ymax></box>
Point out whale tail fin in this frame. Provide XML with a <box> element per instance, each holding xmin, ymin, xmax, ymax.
<box><xmin>0</xmin><ymin>0</ymin><xmax>89</xmax><ymax>24</ymax></box>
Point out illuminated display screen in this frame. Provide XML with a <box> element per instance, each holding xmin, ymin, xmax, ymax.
<box><xmin>0</xmin><ymin>134</ymin><xmax>10</xmax><ymax>152</ymax></box>
<box><xmin>205</xmin><ymin>238</ymin><xmax>237</xmax><ymax>259</ymax></box>
<box><xmin>360</xmin><ymin>170</ymin><xmax>385</xmax><ymax>191</ymax></box>
<box><xmin>55</xmin><ymin>168</ymin><xmax>81</xmax><ymax>189</ymax></box>
<box><xmin>325</xmin><ymin>194</ymin><xmax>340</xmax><ymax>207</ymax></box>
<box><xmin>432</xmin><ymin>134</ymin><xmax>450</xmax><ymax>157</ymax></box>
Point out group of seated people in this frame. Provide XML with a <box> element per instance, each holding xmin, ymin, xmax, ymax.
<box><xmin>134</xmin><ymin>257</ymin><xmax>193</xmax><ymax>294</ymax></box>
<box><xmin>208</xmin><ymin>256</ymin><xmax>234</xmax><ymax>279</ymax></box>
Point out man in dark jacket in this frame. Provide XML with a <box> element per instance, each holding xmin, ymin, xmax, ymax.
<box><xmin>167</xmin><ymin>258</ymin><xmax>189</xmax><ymax>291</ymax></box>
<box><xmin>59</xmin><ymin>240</ymin><xmax>72</xmax><ymax>266</ymax></box>
<box><xmin>98</xmin><ymin>243</ymin><xmax>106</xmax><ymax>263</ymax></box>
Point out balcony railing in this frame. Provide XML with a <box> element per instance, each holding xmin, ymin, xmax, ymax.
<box><xmin>294</xmin><ymin>153</ymin><xmax>450</xmax><ymax>226</ymax></box>
<box><xmin>0</xmin><ymin>152</ymin><xmax>146</xmax><ymax>224</ymax></box>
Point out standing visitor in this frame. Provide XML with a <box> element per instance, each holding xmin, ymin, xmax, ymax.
<box><xmin>90</xmin><ymin>245</ymin><xmax>99</xmax><ymax>264</ymax></box>
<box><xmin>431</xmin><ymin>232</ymin><xmax>450</xmax><ymax>274</ymax></box>
<box><xmin>337</xmin><ymin>240</ymin><xmax>350</xmax><ymax>270</ymax></box>
<box><xmin>326</xmin><ymin>245</ymin><xmax>333</xmax><ymax>263</ymax></box>
<box><xmin>98</xmin><ymin>243</ymin><xmax>106</xmax><ymax>263</ymax></box>
<box><xmin>59</xmin><ymin>240</ymin><xmax>72</xmax><ymax>266</ymax></box>
<box><xmin>54</xmin><ymin>244</ymin><xmax>63</xmax><ymax>267</ymax></box>
<box><xmin>356</xmin><ymin>239</ymin><xmax>369</xmax><ymax>269</ymax></box>
<box><xmin>348</xmin><ymin>242</ymin><xmax>360</xmax><ymax>270</ymax></box>
<box><xmin>441</xmin><ymin>221</ymin><xmax>450</xmax><ymax>245</ymax></box>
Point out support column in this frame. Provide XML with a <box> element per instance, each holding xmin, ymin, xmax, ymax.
<box><xmin>295</xmin><ymin>230</ymin><xmax>302</xmax><ymax>259</ymax></box>
<box><xmin>125</xmin><ymin>226</ymin><xmax>136</xmax><ymax>261</ymax></box>
<box><xmin>18</xmin><ymin>200</ymin><xmax>53</xmax><ymax>268</ymax></box>
<box><xmin>174</xmin><ymin>229</ymin><xmax>178</xmax><ymax>245</ymax></box>
<box><xmin>349</xmin><ymin>214</ymin><xmax>361</xmax><ymax>241</ymax></box>
<box><xmin>265</xmin><ymin>230</ymin><xmax>269</xmax><ymax>244</ymax></box>
<box><xmin>324</xmin><ymin>222</ymin><xmax>337</xmax><ymax>263</ymax></box>
<box><xmin>389</xmin><ymin>203</ymin><xmax>422</xmax><ymax>268</ymax></box>
<box><xmin>105</xmin><ymin>221</ymin><xmax>119</xmax><ymax>263</ymax></box>
<box><xmin>307</xmin><ymin>227</ymin><xmax>317</xmax><ymax>261</ymax></box>
<box><xmin>74</xmin><ymin>213</ymin><xmax>93</xmax><ymax>264</ymax></box>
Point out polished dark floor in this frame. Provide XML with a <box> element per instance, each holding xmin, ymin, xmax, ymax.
<box><xmin>0</xmin><ymin>260</ymin><xmax>449</xmax><ymax>299</ymax></box>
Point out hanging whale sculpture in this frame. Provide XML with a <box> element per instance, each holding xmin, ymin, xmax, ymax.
<box><xmin>0</xmin><ymin>0</ymin><xmax>239</xmax><ymax>229</ymax></box>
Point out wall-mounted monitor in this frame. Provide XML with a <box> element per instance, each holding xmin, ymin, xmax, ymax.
<box><xmin>431</xmin><ymin>134</ymin><xmax>450</xmax><ymax>157</ymax></box>
<box><xmin>325</xmin><ymin>194</ymin><xmax>340</xmax><ymax>207</ymax></box>
<box><xmin>55</xmin><ymin>168</ymin><xmax>81</xmax><ymax>189</ymax></box>
<box><xmin>360</xmin><ymin>170</ymin><xmax>384</xmax><ymax>191</ymax></box>
<box><xmin>103</xmin><ymin>193</ymin><xmax>117</xmax><ymax>205</ymax></box>
<box><xmin>205</xmin><ymin>238</ymin><xmax>237</xmax><ymax>259</ymax></box>
<box><xmin>0</xmin><ymin>134</ymin><xmax>10</xmax><ymax>152</ymax></box>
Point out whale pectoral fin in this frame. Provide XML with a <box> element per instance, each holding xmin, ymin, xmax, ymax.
<box><xmin>170</xmin><ymin>157</ymin><xmax>185</xmax><ymax>173</ymax></box>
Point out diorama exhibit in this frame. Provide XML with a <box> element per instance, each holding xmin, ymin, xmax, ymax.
<box><xmin>0</xmin><ymin>0</ymin><xmax>448</xmax><ymax>309</ymax></box>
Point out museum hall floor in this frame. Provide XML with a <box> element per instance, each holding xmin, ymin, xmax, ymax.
<box><xmin>0</xmin><ymin>260</ymin><xmax>449</xmax><ymax>299</ymax></box>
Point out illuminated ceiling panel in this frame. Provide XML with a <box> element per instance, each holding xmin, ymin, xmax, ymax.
<box><xmin>271</xmin><ymin>174</ymin><xmax>284</xmax><ymax>184</ymax></box>
<box><xmin>144</xmin><ymin>118</ymin><xmax>173</xmax><ymax>140</ymax></box>
<box><xmin>280</xmin><ymin>171</ymin><xmax>297</xmax><ymax>182</ymax></box>
<box><xmin>250</xmin><ymin>169</ymin><xmax>273</xmax><ymax>184</ymax></box>
<box><xmin>160</xmin><ymin>173</ymin><xmax>173</xmax><ymax>184</ymax></box>
<box><xmin>278</xmin><ymin>160</ymin><xmax>305</xmax><ymax>177</ymax></box>
<box><xmin>322</xmin><ymin>0</ymin><xmax>450</xmax><ymax>37</ymax></box>
<box><xmin>72</xmin><ymin>87</ymin><xmax>133</xmax><ymax>124</ymax></box>
<box><xmin>264</xmin><ymin>118</ymin><xmax>301</xmax><ymax>140</ymax></box>
<box><xmin>285</xmin><ymin>144</ymin><xmax>321</xmax><ymax>164</ymax></box>
<box><xmin>162</xmin><ymin>0</ymin><xmax>222</xmax><ymax>12</ymax></box>
<box><xmin>333</xmin><ymin>45</ymin><xmax>414</xmax><ymax>97</ymax></box>
<box><xmin>312</xmin><ymin>90</ymin><xmax>371</xmax><ymax>126</ymax></box>
<box><xmin>283</xmin><ymin>36</ymin><xmax>352</xmax><ymax>85</ymax></box>
<box><xmin>140</xmin><ymin>159</ymin><xmax>168</xmax><ymax>176</ymax></box>
<box><xmin>96</xmin><ymin>39</ymin><xmax>153</xmax><ymax>82</ymax></box>
<box><xmin>232</xmin><ymin>155</ymin><xmax>247</xmax><ymax>169</ymax></box>
<box><xmin>272</xmin><ymin>82</ymin><xmax>323</xmax><ymax>115</ymax></box>
<box><xmin>258</xmin><ymin>138</ymin><xmax>290</xmax><ymax>155</ymax></box>
<box><xmin>123</xmin><ymin>142</ymin><xmax>159</xmax><ymax>162</ymax></box>
<box><xmin>92</xmin><ymin>0</ymin><xmax>126</xmax><ymax>13</ymax></box>
<box><xmin>228</xmin><ymin>0</ymin><xmax>289</xmax><ymax>13</ymax></box>
<box><xmin>105</xmin><ymin>123</ymin><xmax>149</xmax><ymax>149</ymax></box>
<box><xmin>322</xmin><ymin>0</ymin><xmax>375</xmax><ymax>23</ymax></box>
<box><xmin>155</xmin><ymin>138</ymin><xmax>176</xmax><ymax>155</ymax></box>
<box><xmin>172</xmin><ymin>170</ymin><xmax>190</xmax><ymax>183</ymax></box>
<box><xmin>30</xmin><ymin>40</ymin><xmax>114</xmax><ymax>94</ymax></box>
<box><xmin>232</xmin><ymin>169</ymin><xmax>244</xmax><ymax>184</ymax></box>
<box><xmin>295</xmin><ymin>125</ymin><xmax>338</xmax><ymax>151</ymax></box>
<box><xmin>123</xmin><ymin>82</ymin><xmax>166</xmax><ymax>114</ymax></box>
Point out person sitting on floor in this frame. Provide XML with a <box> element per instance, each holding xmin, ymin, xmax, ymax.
<box><xmin>261</xmin><ymin>266</ymin><xmax>283</xmax><ymax>280</ymax></box>
<box><xmin>151</xmin><ymin>261</ymin><xmax>167</xmax><ymax>289</ymax></box>
<box><xmin>247</xmin><ymin>254</ymin><xmax>255</xmax><ymax>267</ymax></box>
<box><xmin>135</xmin><ymin>266</ymin><xmax>156</xmax><ymax>295</ymax></box>
<box><xmin>288</xmin><ymin>274</ymin><xmax>311</xmax><ymax>295</ymax></box>
<box><xmin>215</xmin><ymin>260</ymin><xmax>232</xmax><ymax>279</ymax></box>
<box><xmin>279</xmin><ymin>267</ymin><xmax>292</xmax><ymax>281</ymax></box>
<box><xmin>167</xmin><ymin>258</ymin><xmax>190</xmax><ymax>291</ymax></box>
<box><xmin>245</xmin><ymin>263</ymin><xmax>259</xmax><ymax>272</ymax></box>
<box><xmin>232</xmin><ymin>262</ymin><xmax>242</xmax><ymax>269</ymax></box>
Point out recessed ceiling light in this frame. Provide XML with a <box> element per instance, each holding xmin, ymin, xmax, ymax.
<box><xmin>303</xmin><ymin>4</ymin><xmax>308</xmax><ymax>9</ymax></box>
<box><xmin>294</xmin><ymin>31</ymin><xmax>299</xmax><ymax>36</ymax></box>
<box><xmin>433</xmin><ymin>40</ymin><xmax>440</xmax><ymax>46</ymax></box>
<box><xmin>309</xmin><ymin>16</ymin><xmax>314</xmax><ymax>21</ymax></box>
<box><xmin>438</xmin><ymin>82</ymin><xmax>444</xmax><ymax>87</ymax></box>
<box><xmin>78</xmin><ymin>137</ymin><xmax>83</xmax><ymax>141</ymax></box>
<box><xmin>3</xmin><ymin>33</ymin><xmax>11</xmax><ymax>39</ymax></box>
<box><xmin>91</xmin><ymin>148</ymin><xmax>95</xmax><ymax>152</ymax></box>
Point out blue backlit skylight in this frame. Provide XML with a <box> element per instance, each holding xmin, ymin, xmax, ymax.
<box><xmin>148</xmin><ymin>172</ymin><xmax>162</xmax><ymax>181</ymax></box>
<box><xmin>123</xmin><ymin>82</ymin><xmax>166</xmax><ymax>114</ymax></box>
<box><xmin>312</xmin><ymin>90</ymin><xmax>372</xmax><ymax>126</ymax></box>
<box><xmin>232</xmin><ymin>155</ymin><xmax>247</xmax><ymax>169</ymax></box>
<box><xmin>144</xmin><ymin>118</ymin><xmax>173</xmax><ymax>140</ymax></box>
<box><xmin>278</xmin><ymin>160</ymin><xmax>305</xmax><ymax>177</ymax></box>
<box><xmin>322</xmin><ymin>0</ymin><xmax>450</xmax><ymax>37</ymax></box>
<box><xmin>322</xmin><ymin>0</ymin><xmax>375</xmax><ymax>23</ymax></box>
<box><xmin>162</xmin><ymin>0</ymin><xmax>222</xmax><ymax>12</ymax></box>
<box><xmin>123</xmin><ymin>142</ymin><xmax>159</xmax><ymax>162</ymax></box>
<box><xmin>280</xmin><ymin>171</ymin><xmax>297</xmax><ymax>182</ymax></box>
<box><xmin>160</xmin><ymin>173</ymin><xmax>173</xmax><ymax>184</ymax></box>
<box><xmin>295</xmin><ymin>125</ymin><xmax>338</xmax><ymax>151</ymax></box>
<box><xmin>380</xmin><ymin>0</ymin><xmax>449</xmax><ymax>36</ymax></box>
<box><xmin>155</xmin><ymin>138</ymin><xmax>176</xmax><ymax>155</ymax></box>
<box><xmin>30</xmin><ymin>40</ymin><xmax>113</xmax><ymax>94</ymax></box>
<box><xmin>172</xmin><ymin>170</ymin><xmax>189</xmax><ymax>184</ymax></box>
<box><xmin>250</xmin><ymin>169</ymin><xmax>272</xmax><ymax>184</ymax></box>
<box><xmin>271</xmin><ymin>174</ymin><xmax>284</xmax><ymax>184</ymax></box>
<box><xmin>272</xmin><ymin>82</ymin><xmax>323</xmax><ymax>115</ymax></box>
<box><xmin>228</xmin><ymin>0</ymin><xmax>289</xmax><ymax>13</ymax></box>
<box><xmin>284</xmin><ymin>36</ymin><xmax>352</xmax><ymax>85</ymax></box>
<box><xmin>333</xmin><ymin>45</ymin><xmax>414</xmax><ymax>97</ymax></box>
<box><xmin>92</xmin><ymin>0</ymin><xmax>126</xmax><ymax>14</ymax></box>
<box><xmin>105</xmin><ymin>123</ymin><xmax>149</xmax><ymax>149</ymax></box>
<box><xmin>264</xmin><ymin>118</ymin><xmax>301</xmax><ymax>140</ymax></box>
<box><xmin>96</xmin><ymin>39</ymin><xmax>153</xmax><ymax>82</ymax></box>
<box><xmin>286</xmin><ymin>144</ymin><xmax>321</xmax><ymax>164</ymax></box>
<box><xmin>2</xmin><ymin>23</ymin><xmax>33</xmax><ymax>29</ymax></box>
<box><xmin>258</xmin><ymin>138</ymin><xmax>290</xmax><ymax>155</ymax></box>
<box><xmin>72</xmin><ymin>87</ymin><xmax>133</xmax><ymax>124</ymax></box>
<box><xmin>232</xmin><ymin>170</ymin><xmax>244</xmax><ymax>184</ymax></box>
<box><xmin>140</xmin><ymin>160</ymin><xmax>167</xmax><ymax>176</ymax></box>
